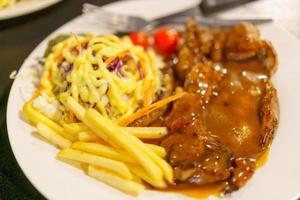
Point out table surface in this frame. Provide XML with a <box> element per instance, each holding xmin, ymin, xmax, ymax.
<box><xmin>0</xmin><ymin>0</ymin><xmax>299</xmax><ymax>199</ymax></box>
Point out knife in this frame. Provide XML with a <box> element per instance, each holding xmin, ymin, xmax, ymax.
<box><xmin>200</xmin><ymin>0</ymin><xmax>259</xmax><ymax>15</ymax></box>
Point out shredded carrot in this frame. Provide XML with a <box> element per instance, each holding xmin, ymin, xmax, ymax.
<box><xmin>55</xmin><ymin>54</ymin><xmax>64</xmax><ymax>63</ymax></box>
<box><xmin>104</xmin><ymin>50</ymin><xmax>129</xmax><ymax>65</ymax></box>
<box><xmin>117</xmin><ymin>92</ymin><xmax>186</xmax><ymax>126</ymax></box>
<box><xmin>29</xmin><ymin>85</ymin><xmax>44</xmax><ymax>101</ymax></box>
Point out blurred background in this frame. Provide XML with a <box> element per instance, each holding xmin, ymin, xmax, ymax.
<box><xmin>0</xmin><ymin>0</ymin><xmax>300</xmax><ymax>96</ymax></box>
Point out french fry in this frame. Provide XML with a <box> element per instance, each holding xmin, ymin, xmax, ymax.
<box><xmin>81</xmin><ymin>163</ymin><xmax>89</xmax><ymax>173</ymax></box>
<box><xmin>125</xmin><ymin>134</ymin><xmax>173</xmax><ymax>183</ymax></box>
<box><xmin>144</xmin><ymin>151</ymin><xmax>174</xmax><ymax>184</ymax></box>
<box><xmin>59</xmin><ymin>157</ymin><xmax>83</xmax><ymax>170</ymax></box>
<box><xmin>85</xmin><ymin>109</ymin><xmax>173</xmax><ymax>183</ymax></box>
<box><xmin>128</xmin><ymin>164</ymin><xmax>167</xmax><ymax>189</ymax></box>
<box><xmin>77</xmin><ymin>132</ymin><xmax>166</xmax><ymax>158</ymax></box>
<box><xmin>66</xmin><ymin>98</ymin><xmax>168</xmax><ymax>138</ymax></box>
<box><xmin>66</xmin><ymin>97</ymin><xmax>110</xmax><ymax>143</ymax></box>
<box><xmin>88</xmin><ymin>165</ymin><xmax>145</xmax><ymax>196</ymax></box>
<box><xmin>66</xmin><ymin>96</ymin><xmax>171</xmax><ymax>183</ymax></box>
<box><xmin>58</xmin><ymin>148</ymin><xmax>132</xmax><ymax>179</ymax></box>
<box><xmin>63</xmin><ymin>122</ymin><xmax>87</xmax><ymax>134</ymax></box>
<box><xmin>23</xmin><ymin>102</ymin><xmax>56</xmax><ymax>128</ymax></box>
<box><xmin>23</xmin><ymin>102</ymin><xmax>76</xmax><ymax>141</ymax></box>
<box><xmin>71</xmin><ymin>142</ymin><xmax>136</xmax><ymax>164</ymax></box>
<box><xmin>36</xmin><ymin>123</ymin><xmax>71</xmax><ymax>149</ymax></box>
<box><xmin>78</xmin><ymin>131</ymin><xmax>99</xmax><ymax>142</ymax></box>
<box><xmin>62</xmin><ymin>123</ymin><xmax>90</xmax><ymax>141</ymax></box>
<box><xmin>132</xmin><ymin>175</ymin><xmax>143</xmax><ymax>185</ymax></box>
<box><xmin>84</xmin><ymin>109</ymin><xmax>163</xmax><ymax>182</ymax></box>
<box><xmin>146</xmin><ymin>144</ymin><xmax>166</xmax><ymax>158</ymax></box>
<box><xmin>61</xmin><ymin>117</ymin><xmax>168</xmax><ymax>139</ymax></box>
<box><xmin>124</xmin><ymin>127</ymin><xmax>168</xmax><ymax>139</ymax></box>
<box><xmin>65</xmin><ymin>97</ymin><xmax>85</xmax><ymax>120</ymax></box>
<box><xmin>78</xmin><ymin>128</ymin><xmax>168</xmax><ymax>141</ymax></box>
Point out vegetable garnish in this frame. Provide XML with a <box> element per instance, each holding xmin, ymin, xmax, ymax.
<box><xmin>29</xmin><ymin>85</ymin><xmax>44</xmax><ymax>101</ymax></box>
<box><xmin>22</xmin><ymin>33</ymin><xmax>175</xmax><ymax>196</ymax></box>
<box><xmin>117</xmin><ymin>91</ymin><xmax>186</xmax><ymax>126</ymax></box>
<box><xmin>38</xmin><ymin>34</ymin><xmax>165</xmax><ymax>121</ymax></box>
<box><xmin>129</xmin><ymin>32</ymin><xmax>149</xmax><ymax>49</ymax></box>
<box><xmin>154</xmin><ymin>28</ymin><xmax>180</xmax><ymax>55</ymax></box>
<box><xmin>107</xmin><ymin>57</ymin><xmax>123</xmax><ymax>76</ymax></box>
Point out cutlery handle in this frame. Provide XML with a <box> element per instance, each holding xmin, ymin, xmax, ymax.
<box><xmin>200</xmin><ymin>0</ymin><xmax>258</xmax><ymax>15</ymax></box>
<box><xmin>153</xmin><ymin>16</ymin><xmax>272</xmax><ymax>28</ymax></box>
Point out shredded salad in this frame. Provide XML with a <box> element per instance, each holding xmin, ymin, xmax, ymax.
<box><xmin>32</xmin><ymin>34</ymin><xmax>167</xmax><ymax>124</ymax></box>
<box><xmin>21</xmin><ymin>31</ymin><xmax>188</xmax><ymax>196</ymax></box>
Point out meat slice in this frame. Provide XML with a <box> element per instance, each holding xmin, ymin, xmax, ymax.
<box><xmin>161</xmin><ymin>19</ymin><xmax>279</xmax><ymax>193</ymax></box>
<box><xmin>162</xmin><ymin>128</ymin><xmax>233</xmax><ymax>185</ymax></box>
<box><xmin>259</xmin><ymin>82</ymin><xmax>279</xmax><ymax>149</ymax></box>
<box><xmin>225</xmin><ymin>23</ymin><xmax>261</xmax><ymax>61</ymax></box>
<box><xmin>161</xmin><ymin>92</ymin><xmax>234</xmax><ymax>186</ymax></box>
<box><xmin>175</xmin><ymin>19</ymin><xmax>214</xmax><ymax>81</ymax></box>
<box><xmin>225</xmin><ymin>23</ymin><xmax>278</xmax><ymax>75</ymax></box>
<box><xmin>223</xmin><ymin>82</ymin><xmax>278</xmax><ymax>193</ymax></box>
<box><xmin>162</xmin><ymin>61</ymin><xmax>233</xmax><ymax>186</ymax></box>
<box><xmin>184</xmin><ymin>61</ymin><xmax>226</xmax><ymax>103</ymax></box>
<box><xmin>162</xmin><ymin>73</ymin><xmax>278</xmax><ymax>191</ymax></box>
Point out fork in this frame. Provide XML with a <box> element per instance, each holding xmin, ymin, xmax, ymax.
<box><xmin>82</xmin><ymin>3</ymin><xmax>197</xmax><ymax>32</ymax></box>
<box><xmin>82</xmin><ymin>3</ymin><xmax>273</xmax><ymax>33</ymax></box>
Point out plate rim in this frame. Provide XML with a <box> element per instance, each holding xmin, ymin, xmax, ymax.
<box><xmin>6</xmin><ymin>1</ymin><xmax>300</xmax><ymax>199</ymax></box>
<box><xmin>0</xmin><ymin>0</ymin><xmax>62</xmax><ymax>20</ymax></box>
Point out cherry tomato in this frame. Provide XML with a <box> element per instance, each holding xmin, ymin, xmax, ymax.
<box><xmin>154</xmin><ymin>28</ymin><xmax>180</xmax><ymax>55</ymax></box>
<box><xmin>129</xmin><ymin>32</ymin><xmax>149</xmax><ymax>49</ymax></box>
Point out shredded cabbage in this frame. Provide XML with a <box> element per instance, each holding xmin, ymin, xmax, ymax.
<box><xmin>36</xmin><ymin>34</ymin><xmax>165</xmax><ymax>122</ymax></box>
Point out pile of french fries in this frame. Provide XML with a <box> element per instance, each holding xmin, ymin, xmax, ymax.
<box><xmin>23</xmin><ymin>96</ymin><xmax>173</xmax><ymax>195</ymax></box>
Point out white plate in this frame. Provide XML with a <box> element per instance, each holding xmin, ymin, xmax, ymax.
<box><xmin>0</xmin><ymin>0</ymin><xmax>62</xmax><ymax>20</ymax></box>
<box><xmin>6</xmin><ymin>0</ymin><xmax>300</xmax><ymax>200</ymax></box>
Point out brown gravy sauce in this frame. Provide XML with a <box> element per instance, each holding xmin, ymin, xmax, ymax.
<box><xmin>162</xmin><ymin>183</ymin><xmax>224</xmax><ymax>199</ymax></box>
<box><xmin>150</xmin><ymin>59</ymin><xmax>273</xmax><ymax>199</ymax></box>
<box><xmin>160</xmin><ymin>150</ymin><xmax>269</xmax><ymax>199</ymax></box>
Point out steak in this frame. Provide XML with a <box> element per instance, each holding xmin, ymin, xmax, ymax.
<box><xmin>161</xmin><ymin>19</ymin><xmax>279</xmax><ymax>192</ymax></box>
